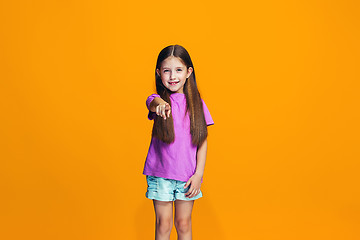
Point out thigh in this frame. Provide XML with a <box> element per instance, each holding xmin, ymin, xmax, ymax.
<box><xmin>153</xmin><ymin>199</ymin><xmax>174</xmax><ymax>220</ymax></box>
<box><xmin>146</xmin><ymin>175</ymin><xmax>176</xmax><ymax>201</ymax></box>
<box><xmin>174</xmin><ymin>200</ymin><xmax>194</xmax><ymax>220</ymax></box>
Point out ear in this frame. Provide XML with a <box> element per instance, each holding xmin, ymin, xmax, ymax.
<box><xmin>187</xmin><ymin>67</ymin><xmax>193</xmax><ymax>78</ymax></box>
<box><xmin>156</xmin><ymin>68</ymin><xmax>161</xmax><ymax>77</ymax></box>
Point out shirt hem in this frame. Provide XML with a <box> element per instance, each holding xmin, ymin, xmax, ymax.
<box><xmin>143</xmin><ymin>171</ymin><xmax>190</xmax><ymax>182</ymax></box>
<box><xmin>143</xmin><ymin>171</ymin><xmax>204</xmax><ymax>183</ymax></box>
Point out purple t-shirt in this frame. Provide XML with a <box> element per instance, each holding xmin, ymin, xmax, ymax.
<box><xmin>143</xmin><ymin>93</ymin><xmax>214</xmax><ymax>182</ymax></box>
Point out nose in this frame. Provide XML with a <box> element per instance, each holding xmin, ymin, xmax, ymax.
<box><xmin>170</xmin><ymin>71</ymin><xmax>176</xmax><ymax>79</ymax></box>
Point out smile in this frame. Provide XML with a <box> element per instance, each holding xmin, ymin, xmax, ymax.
<box><xmin>169</xmin><ymin>81</ymin><xmax>179</xmax><ymax>85</ymax></box>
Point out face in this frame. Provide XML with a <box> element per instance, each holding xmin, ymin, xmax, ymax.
<box><xmin>156</xmin><ymin>56</ymin><xmax>193</xmax><ymax>94</ymax></box>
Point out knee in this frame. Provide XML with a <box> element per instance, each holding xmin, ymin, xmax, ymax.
<box><xmin>156</xmin><ymin>217</ymin><xmax>173</xmax><ymax>234</ymax></box>
<box><xmin>174</xmin><ymin>218</ymin><xmax>191</xmax><ymax>233</ymax></box>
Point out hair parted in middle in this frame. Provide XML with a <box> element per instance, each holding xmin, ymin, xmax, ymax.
<box><xmin>152</xmin><ymin>44</ymin><xmax>208</xmax><ymax>146</ymax></box>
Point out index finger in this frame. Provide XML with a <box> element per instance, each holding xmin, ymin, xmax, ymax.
<box><xmin>186</xmin><ymin>188</ymin><xmax>196</xmax><ymax>198</ymax></box>
<box><xmin>167</xmin><ymin>108</ymin><xmax>171</xmax><ymax>118</ymax></box>
<box><xmin>185</xmin><ymin>187</ymin><xmax>193</xmax><ymax>196</ymax></box>
<box><xmin>165</xmin><ymin>103</ymin><xmax>171</xmax><ymax>110</ymax></box>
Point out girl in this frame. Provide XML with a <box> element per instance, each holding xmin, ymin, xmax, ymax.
<box><xmin>143</xmin><ymin>44</ymin><xmax>214</xmax><ymax>240</ymax></box>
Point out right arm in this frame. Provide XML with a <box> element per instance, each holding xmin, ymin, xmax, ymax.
<box><xmin>148</xmin><ymin>97</ymin><xmax>171</xmax><ymax>120</ymax></box>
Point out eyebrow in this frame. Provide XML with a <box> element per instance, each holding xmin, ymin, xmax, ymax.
<box><xmin>162</xmin><ymin>66</ymin><xmax>184</xmax><ymax>69</ymax></box>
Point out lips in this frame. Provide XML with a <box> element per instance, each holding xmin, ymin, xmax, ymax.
<box><xmin>169</xmin><ymin>81</ymin><xmax>179</xmax><ymax>85</ymax></box>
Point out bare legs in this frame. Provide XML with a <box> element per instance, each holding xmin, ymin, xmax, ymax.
<box><xmin>153</xmin><ymin>200</ymin><xmax>173</xmax><ymax>240</ymax></box>
<box><xmin>153</xmin><ymin>199</ymin><xmax>194</xmax><ymax>240</ymax></box>
<box><xmin>174</xmin><ymin>200</ymin><xmax>194</xmax><ymax>240</ymax></box>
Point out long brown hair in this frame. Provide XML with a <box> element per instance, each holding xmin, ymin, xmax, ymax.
<box><xmin>152</xmin><ymin>45</ymin><xmax>208</xmax><ymax>146</ymax></box>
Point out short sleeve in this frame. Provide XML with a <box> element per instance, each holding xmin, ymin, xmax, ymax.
<box><xmin>146</xmin><ymin>94</ymin><xmax>161</xmax><ymax>120</ymax></box>
<box><xmin>201</xmin><ymin>99</ymin><xmax>214</xmax><ymax>126</ymax></box>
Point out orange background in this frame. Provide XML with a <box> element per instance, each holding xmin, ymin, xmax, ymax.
<box><xmin>1</xmin><ymin>0</ymin><xmax>359</xmax><ymax>239</ymax></box>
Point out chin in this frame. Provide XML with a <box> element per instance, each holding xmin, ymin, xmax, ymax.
<box><xmin>166</xmin><ymin>87</ymin><xmax>180</xmax><ymax>92</ymax></box>
<box><xmin>170</xmin><ymin>89</ymin><xmax>180</xmax><ymax>93</ymax></box>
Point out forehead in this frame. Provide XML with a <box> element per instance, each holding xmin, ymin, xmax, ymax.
<box><xmin>161</xmin><ymin>56</ymin><xmax>186</xmax><ymax>68</ymax></box>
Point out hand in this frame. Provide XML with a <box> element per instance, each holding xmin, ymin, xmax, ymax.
<box><xmin>184</xmin><ymin>173</ymin><xmax>202</xmax><ymax>198</ymax></box>
<box><xmin>156</xmin><ymin>102</ymin><xmax>171</xmax><ymax>120</ymax></box>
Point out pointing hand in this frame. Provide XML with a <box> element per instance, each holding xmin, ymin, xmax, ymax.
<box><xmin>156</xmin><ymin>102</ymin><xmax>171</xmax><ymax>120</ymax></box>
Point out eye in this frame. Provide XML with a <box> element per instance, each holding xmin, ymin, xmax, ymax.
<box><xmin>163</xmin><ymin>70</ymin><xmax>169</xmax><ymax>72</ymax></box>
<box><xmin>177</xmin><ymin>69</ymin><xmax>182</xmax><ymax>71</ymax></box>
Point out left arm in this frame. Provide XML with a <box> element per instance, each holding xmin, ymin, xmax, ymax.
<box><xmin>184</xmin><ymin>139</ymin><xmax>208</xmax><ymax>198</ymax></box>
<box><xmin>195</xmin><ymin>138</ymin><xmax>207</xmax><ymax>177</ymax></box>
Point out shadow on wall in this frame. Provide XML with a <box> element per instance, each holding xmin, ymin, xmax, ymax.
<box><xmin>135</xmin><ymin>185</ymin><xmax>224</xmax><ymax>239</ymax></box>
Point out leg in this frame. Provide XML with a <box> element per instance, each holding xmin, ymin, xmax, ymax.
<box><xmin>174</xmin><ymin>200</ymin><xmax>194</xmax><ymax>240</ymax></box>
<box><xmin>153</xmin><ymin>200</ymin><xmax>173</xmax><ymax>240</ymax></box>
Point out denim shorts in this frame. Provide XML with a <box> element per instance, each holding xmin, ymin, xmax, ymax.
<box><xmin>145</xmin><ymin>175</ymin><xmax>203</xmax><ymax>201</ymax></box>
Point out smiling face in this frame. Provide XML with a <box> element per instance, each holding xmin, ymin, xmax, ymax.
<box><xmin>156</xmin><ymin>56</ymin><xmax>193</xmax><ymax>94</ymax></box>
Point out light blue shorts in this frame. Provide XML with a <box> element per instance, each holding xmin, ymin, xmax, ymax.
<box><xmin>145</xmin><ymin>175</ymin><xmax>203</xmax><ymax>201</ymax></box>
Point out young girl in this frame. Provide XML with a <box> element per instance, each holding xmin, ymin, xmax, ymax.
<box><xmin>143</xmin><ymin>44</ymin><xmax>214</xmax><ymax>240</ymax></box>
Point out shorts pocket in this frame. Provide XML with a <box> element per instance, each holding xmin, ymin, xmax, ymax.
<box><xmin>179</xmin><ymin>182</ymin><xmax>190</xmax><ymax>194</ymax></box>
